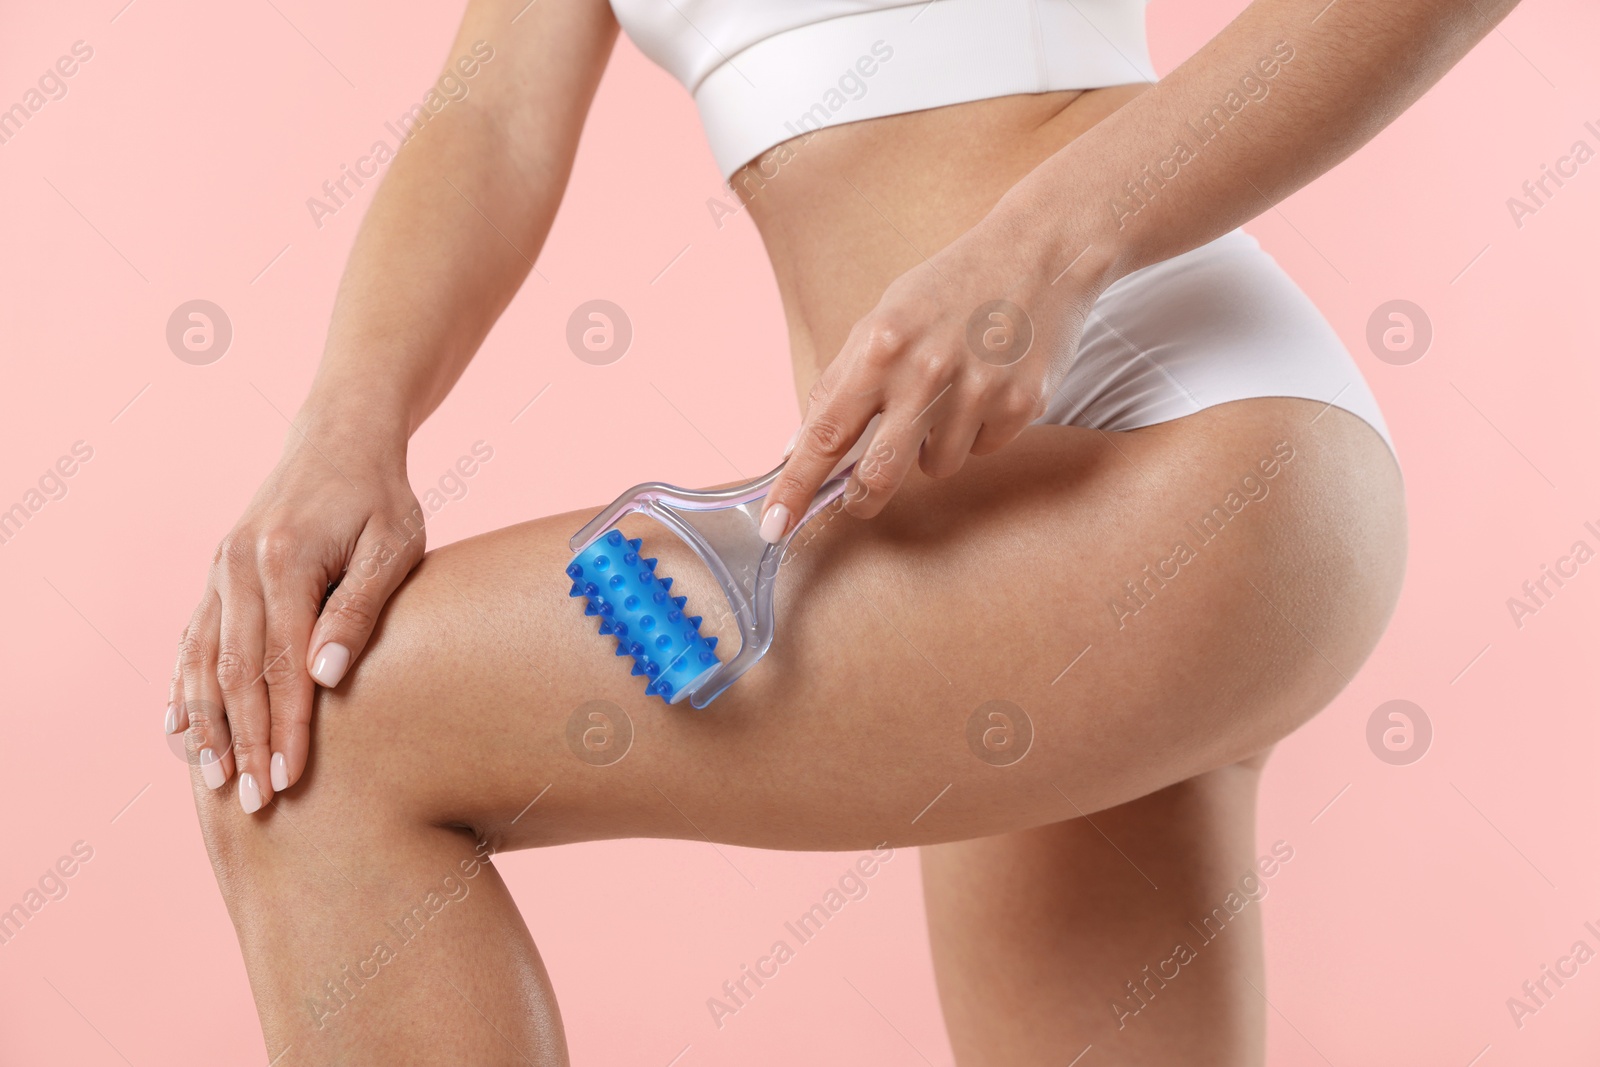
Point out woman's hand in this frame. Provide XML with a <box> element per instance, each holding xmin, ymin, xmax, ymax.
<box><xmin>757</xmin><ymin>210</ymin><xmax>1111</xmax><ymax>542</ymax></box>
<box><xmin>167</xmin><ymin>411</ymin><xmax>424</xmax><ymax>813</ymax></box>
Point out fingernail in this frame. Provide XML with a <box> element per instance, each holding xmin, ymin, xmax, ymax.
<box><xmin>783</xmin><ymin>427</ymin><xmax>800</xmax><ymax>457</ymax></box>
<box><xmin>163</xmin><ymin>703</ymin><xmax>179</xmax><ymax>735</ymax></box>
<box><xmin>759</xmin><ymin>503</ymin><xmax>790</xmax><ymax>544</ymax></box>
<box><xmin>311</xmin><ymin>642</ymin><xmax>351</xmax><ymax>687</ymax></box>
<box><xmin>238</xmin><ymin>772</ymin><xmax>262</xmax><ymax>814</ymax></box>
<box><xmin>270</xmin><ymin>752</ymin><xmax>288</xmax><ymax>792</ymax></box>
<box><xmin>200</xmin><ymin>748</ymin><xmax>225</xmax><ymax>790</ymax></box>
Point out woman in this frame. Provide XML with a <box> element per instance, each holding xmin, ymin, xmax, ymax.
<box><xmin>167</xmin><ymin>0</ymin><xmax>1509</xmax><ymax>1061</ymax></box>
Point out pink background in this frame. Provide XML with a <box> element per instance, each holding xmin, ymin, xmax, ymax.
<box><xmin>2</xmin><ymin>0</ymin><xmax>1596</xmax><ymax>1063</ymax></box>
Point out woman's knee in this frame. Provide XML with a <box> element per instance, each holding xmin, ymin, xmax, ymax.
<box><xmin>290</xmin><ymin>545</ymin><xmax>564</xmax><ymax>843</ymax></box>
<box><xmin>186</xmin><ymin>579</ymin><xmax>463</xmax><ymax>890</ymax></box>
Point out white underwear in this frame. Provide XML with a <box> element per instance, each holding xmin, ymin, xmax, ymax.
<box><xmin>1037</xmin><ymin>227</ymin><xmax>1397</xmax><ymax>467</ymax></box>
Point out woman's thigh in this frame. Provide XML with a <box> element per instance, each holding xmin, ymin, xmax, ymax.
<box><xmin>305</xmin><ymin>397</ymin><xmax>1404</xmax><ymax>855</ymax></box>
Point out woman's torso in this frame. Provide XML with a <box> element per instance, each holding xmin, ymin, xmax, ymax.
<box><xmin>606</xmin><ymin>0</ymin><xmax>1157</xmax><ymax>401</ymax></box>
<box><xmin>731</xmin><ymin>84</ymin><xmax>1152</xmax><ymax>401</ymax></box>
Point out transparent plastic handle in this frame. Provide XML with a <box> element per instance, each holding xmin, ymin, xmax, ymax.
<box><xmin>568</xmin><ymin>417</ymin><xmax>879</xmax><ymax>707</ymax></box>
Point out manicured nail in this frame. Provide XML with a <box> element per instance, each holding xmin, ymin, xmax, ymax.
<box><xmin>270</xmin><ymin>752</ymin><xmax>288</xmax><ymax>792</ymax></box>
<box><xmin>238</xmin><ymin>772</ymin><xmax>262</xmax><ymax>814</ymax></box>
<box><xmin>759</xmin><ymin>503</ymin><xmax>790</xmax><ymax>544</ymax></box>
<box><xmin>783</xmin><ymin>427</ymin><xmax>800</xmax><ymax>457</ymax></box>
<box><xmin>163</xmin><ymin>703</ymin><xmax>179</xmax><ymax>735</ymax></box>
<box><xmin>311</xmin><ymin>642</ymin><xmax>350</xmax><ymax>687</ymax></box>
<box><xmin>200</xmin><ymin>748</ymin><xmax>225</xmax><ymax>790</ymax></box>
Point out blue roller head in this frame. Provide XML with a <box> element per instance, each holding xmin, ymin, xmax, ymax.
<box><xmin>567</xmin><ymin>528</ymin><xmax>722</xmax><ymax>704</ymax></box>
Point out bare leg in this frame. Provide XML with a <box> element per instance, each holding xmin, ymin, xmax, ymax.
<box><xmin>923</xmin><ymin>752</ymin><xmax>1275</xmax><ymax>1067</ymax></box>
<box><xmin>197</xmin><ymin>781</ymin><xmax>567</xmax><ymax>1063</ymax></box>
<box><xmin>188</xmin><ymin>399</ymin><xmax>1404</xmax><ymax>1064</ymax></box>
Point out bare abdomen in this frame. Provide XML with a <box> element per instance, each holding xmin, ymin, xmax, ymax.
<box><xmin>733</xmin><ymin>83</ymin><xmax>1153</xmax><ymax>395</ymax></box>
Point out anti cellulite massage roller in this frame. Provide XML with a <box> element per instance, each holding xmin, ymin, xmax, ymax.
<box><xmin>565</xmin><ymin>419</ymin><xmax>881</xmax><ymax>709</ymax></box>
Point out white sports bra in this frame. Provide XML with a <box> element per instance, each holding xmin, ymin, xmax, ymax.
<box><xmin>608</xmin><ymin>0</ymin><xmax>1158</xmax><ymax>179</ymax></box>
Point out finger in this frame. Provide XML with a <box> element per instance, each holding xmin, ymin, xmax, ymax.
<box><xmin>179</xmin><ymin>593</ymin><xmax>235</xmax><ymax>792</ymax></box>
<box><xmin>841</xmin><ymin>417</ymin><xmax>924</xmax><ymax>520</ymax></box>
<box><xmin>307</xmin><ymin>509</ymin><xmax>427</xmax><ymax>690</ymax></box>
<box><xmin>919</xmin><ymin>414</ymin><xmax>983</xmax><ymax>480</ymax></box>
<box><xmin>260</xmin><ymin>564</ymin><xmax>321</xmax><ymax>797</ymax></box>
<box><xmin>970</xmin><ymin>383</ymin><xmax>1045</xmax><ymax>457</ymax></box>
<box><xmin>215</xmin><ymin>568</ymin><xmax>273</xmax><ymax>814</ymax></box>
<box><xmin>165</xmin><ymin>625</ymin><xmax>189</xmax><ymax>736</ymax></box>
<box><xmin>760</xmin><ymin>362</ymin><xmax>882</xmax><ymax>544</ymax></box>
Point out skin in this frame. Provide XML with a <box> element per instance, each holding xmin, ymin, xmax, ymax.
<box><xmin>168</xmin><ymin>0</ymin><xmax>1516</xmax><ymax>1061</ymax></box>
<box><xmin>194</xmin><ymin>404</ymin><xmax>1398</xmax><ymax>1065</ymax></box>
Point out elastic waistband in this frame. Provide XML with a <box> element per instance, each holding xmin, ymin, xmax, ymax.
<box><xmin>694</xmin><ymin>0</ymin><xmax>1157</xmax><ymax>179</ymax></box>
